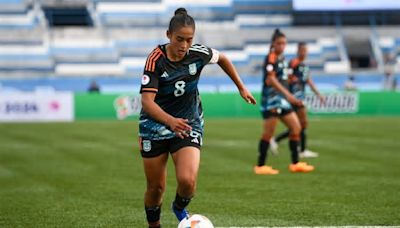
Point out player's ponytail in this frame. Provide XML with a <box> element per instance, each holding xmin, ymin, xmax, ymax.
<box><xmin>168</xmin><ymin>7</ymin><xmax>195</xmax><ymax>33</ymax></box>
<box><xmin>270</xmin><ymin>28</ymin><xmax>286</xmax><ymax>51</ymax></box>
<box><xmin>174</xmin><ymin>7</ymin><xmax>187</xmax><ymax>16</ymax></box>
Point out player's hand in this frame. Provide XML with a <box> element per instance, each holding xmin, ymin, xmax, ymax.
<box><xmin>167</xmin><ymin>118</ymin><xmax>192</xmax><ymax>139</ymax></box>
<box><xmin>239</xmin><ymin>87</ymin><xmax>257</xmax><ymax>105</ymax></box>
<box><xmin>318</xmin><ymin>95</ymin><xmax>326</xmax><ymax>104</ymax></box>
<box><xmin>287</xmin><ymin>95</ymin><xmax>303</xmax><ymax>107</ymax></box>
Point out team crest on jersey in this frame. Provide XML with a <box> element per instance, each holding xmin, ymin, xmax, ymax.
<box><xmin>189</xmin><ymin>63</ymin><xmax>197</xmax><ymax>75</ymax></box>
<box><xmin>142</xmin><ymin>140</ymin><xmax>151</xmax><ymax>152</ymax></box>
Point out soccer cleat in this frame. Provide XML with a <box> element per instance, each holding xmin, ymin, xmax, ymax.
<box><xmin>269</xmin><ymin>137</ymin><xmax>279</xmax><ymax>155</ymax></box>
<box><xmin>289</xmin><ymin>162</ymin><xmax>315</xmax><ymax>173</ymax></box>
<box><xmin>300</xmin><ymin>149</ymin><xmax>319</xmax><ymax>158</ymax></box>
<box><xmin>254</xmin><ymin>165</ymin><xmax>279</xmax><ymax>175</ymax></box>
<box><xmin>171</xmin><ymin>203</ymin><xmax>189</xmax><ymax>221</ymax></box>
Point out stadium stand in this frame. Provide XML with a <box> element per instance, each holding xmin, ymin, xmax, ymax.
<box><xmin>0</xmin><ymin>0</ymin><xmax>398</xmax><ymax>92</ymax></box>
<box><xmin>378</xmin><ymin>28</ymin><xmax>400</xmax><ymax>72</ymax></box>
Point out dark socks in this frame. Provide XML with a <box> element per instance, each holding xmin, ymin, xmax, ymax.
<box><xmin>257</xmin><ymin>140</ymin><xmax>269</xmax><ymax>166</ymax></box>
<box><xmin>289</xmin><ymin>140</ymin><xmax>300</xmax><ymax>164</ymax></box>
<box><xmin>275</xmin><ymin>130</ymin><xmax>290</xmax><ymax>143</ymax></box>
<box><xmin>145</xmin><ymin>205</ymin><xmax>161</xmax><ymax>228</ymax></box>
<box><xmin>172</xmin><ymin>193</ymin><xmax>191</xmax><ymax>210</ymax></box>
<box><xmin>300</xmin><ymin>129</ymin><xmax>307</xmax><ymax>152</ymax></box>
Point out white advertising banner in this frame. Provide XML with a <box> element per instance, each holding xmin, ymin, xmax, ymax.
<box><xmin>0</xmin><ymin>92</ymin><xmax>74</xmax><ymax>122</ymax></box>
<box><xmin>305</xmin><ymin>93</ymin><xmax>359</xmax><ymax>113</ymax></box>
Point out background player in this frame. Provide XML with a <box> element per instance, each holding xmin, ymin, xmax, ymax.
<box><xmin>271</xmin><ymin>42</ymin><xmax>325</xmax><ymax>158</ymax></box>
<box><xmin>139</xmin><ymin>8</ymin><xmax>256</xmax><ymax>228</ymax></box>
<box><xmin>254</xmin><ymin>29</ymin><xmax>314</xmax><ymax>175</ymax></box>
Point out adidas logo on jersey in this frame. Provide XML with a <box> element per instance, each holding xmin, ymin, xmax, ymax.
<box><xmin>191</xmin><ymin>137</ymin><xmax>199</xmax><ymax>144</ymax></box>
<box><xmin>161</xmin><ymin>71</ymin><xmax>169</xmax><ymax>78</ymax></box>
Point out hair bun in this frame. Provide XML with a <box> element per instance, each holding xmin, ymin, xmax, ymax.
<box><xmin>174</xmin><ymin>7</ymin><xmax>187</xmax><ymax>16</ymax></box>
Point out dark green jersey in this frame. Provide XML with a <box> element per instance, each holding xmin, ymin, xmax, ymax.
<box><xmin>289</xmin><ymin>58</ymin><xmax>310</xmax><ymax>100</ymax></box>
<box><xmin>139</xmin><ymin>44</ymin><xmax>217</xmax><ymax>140</ymax></box>
<box><xmin>260</xmin><ymin>52</ymin><xmax>291</xmax><ymax>111</ymax></box>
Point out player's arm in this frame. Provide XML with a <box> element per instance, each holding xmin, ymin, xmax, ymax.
<box><xmin>267</xmin><ymin>71</ymin><xmax>302</xmax><ymax>106</ymax></box>
<box><xmin>307</xmin><ymin>78</ymin><xmax>325</xmax><ymax>103</ymax></box>
<box><xmin>217</xmin><ymin>52</ymin><xmax>257</xmax><ymax>104</ymax></box>
<box><xmin>140</xmin><ymin>48</ymin><xmax>191</xmax><ymax>138</ymax></box>
<box><xmin>141</xmin><ymin>92</ymin><xmax>191</xmax><ymax>138</ymax></box>
<box><xmin>288</xmin><ymin>60</ymin><xmax>297</xmax><ymax>84</ymax></box>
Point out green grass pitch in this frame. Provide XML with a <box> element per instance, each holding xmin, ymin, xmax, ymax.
<box><xmin>1</xmin><ymin>117</ymin><xmax>399</xmax><ymax>227</ymax></box>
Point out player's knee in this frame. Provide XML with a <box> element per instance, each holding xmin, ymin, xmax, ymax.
<box><xmin>147</xmin><ymin>184</ymin><xmax>165</xmax><ymax>198</ymax></box>
<box><xmin>178</xmin><ymin>176</ymin><xmax>197</xmax><ymax>194</ymax></box>
<box><xmin>289</xmin><ymin>125</ymin><xmax>301</xmax><ymax>137</ymax></box>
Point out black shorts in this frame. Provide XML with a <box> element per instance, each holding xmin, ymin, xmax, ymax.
<box><xmin>262</xmin><ymin>108</ymin><xmax>293</xmax><ymax>119</ymax></box>
<box><xmin>139</xmin><ymin>133</ymin><xmax>202</xmax><ymax>158</ymax></box>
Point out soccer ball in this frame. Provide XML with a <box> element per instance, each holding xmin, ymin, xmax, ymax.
<box><xmin>177</xmin><ymin>214</ymin><xmax>214</xmax><ymax>228</ymax></box>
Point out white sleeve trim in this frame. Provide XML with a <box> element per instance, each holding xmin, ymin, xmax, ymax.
<box><xmin>209</xmin><ymin>48</ymin><xmax>220</xmax><ymax>64</ymax></box>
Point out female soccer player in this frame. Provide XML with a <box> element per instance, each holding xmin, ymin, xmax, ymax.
<box><xmin>272</xmin><ymin>42</ymin><xmax>325</xmax><ymax>158</ymax></box>
<box><xmin>139</xmin><ymin>8</ymin><xmax>256</xmax><ymax>228</ymax></box>
<box><xmin>254</xmin><ymin>29</ymin><xmax>314</xmax><ymax>175</ymax></box>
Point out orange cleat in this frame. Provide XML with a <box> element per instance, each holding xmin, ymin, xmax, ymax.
<box><xmin>254</xmin><ymin>165</ymin><xmax>279</xmax><ymax>175</ymax></box>
<box><xmin>289</xmin><ymin>162</ymin><xmax>315</xmax><ymax>173</ymax></box>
